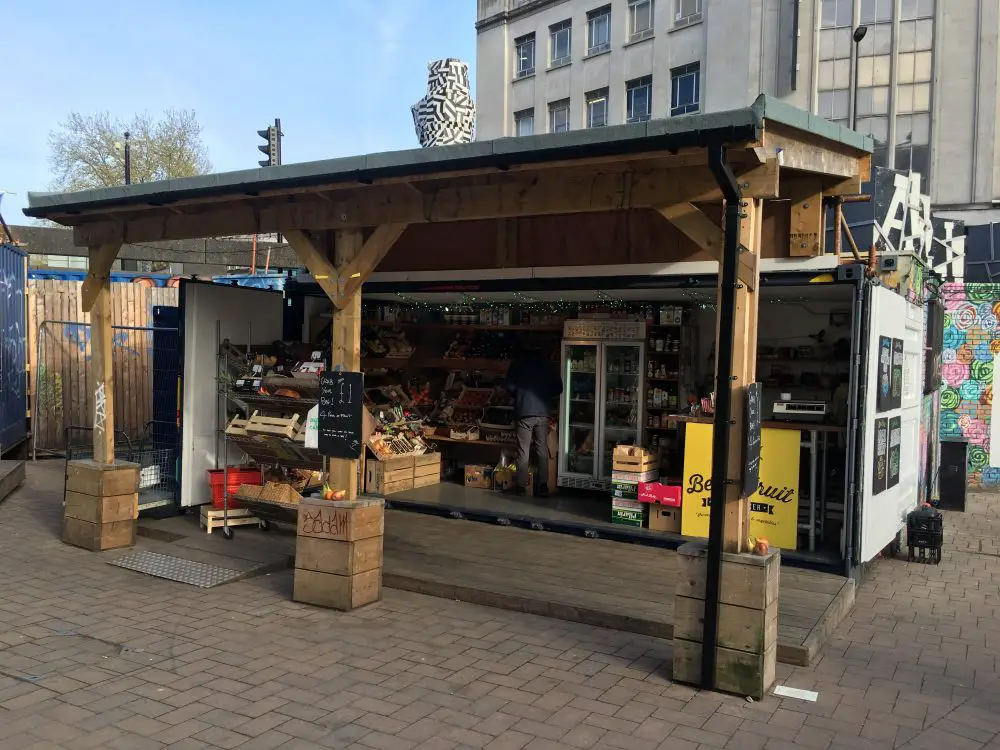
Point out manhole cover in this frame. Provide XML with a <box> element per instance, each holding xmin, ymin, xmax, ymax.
<box><xmin>110</xmin><ymin>550</ymin><xmax>243</xmax><ymax>588</ymax></box>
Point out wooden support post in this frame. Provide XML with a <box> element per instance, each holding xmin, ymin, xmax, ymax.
<box><xmin>330</xmin><ymin>229</ymin><xmax>363</xmax><ymax>499</ymax></box>
<box><xmin>89</xmin><ymin>246</ymin><xmax>116</xmax><ymax>464</ymax></box>
<box><xmin>788</xmin><ymin>179</ymin><xmax>824</xmax><ymax>257</ymax></box>
<box><xmin>711</xmin><ymin>201</ymin><xmax>761</xmax><ymax>553</ymax></box>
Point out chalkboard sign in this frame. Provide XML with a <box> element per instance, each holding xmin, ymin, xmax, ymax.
<box><xmin>743</xmin><ymin>382</ymin><xmax>762</xmax><ymax>498</ymax></box>
<box><xmin>318</xmin><ymin>371</ymin><xmax>365</xmax><ymax>459</ymax></box>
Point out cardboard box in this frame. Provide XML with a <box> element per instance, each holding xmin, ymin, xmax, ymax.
<box><xmin>648</xmin><ymin>504</ymin><xmax>681</xmax><ymax>533</ymax></box>
<box><xmin>638</xmin><ymin>482</ymin><xmax>682</xmax><ymax>507</ymax></box>
<box><xmin>611</xmin><ymin>498</ymin><xmax>645</xmax><ymax>527</ymax></box>
<box><xmin>611</xmin><ymin>479</ymin><xmax>638</xmax><ymax>501</ymax></box>
<box><xmin>464</xmin><ymin>464</ymin><xmax>494</xmax><ymax>490</ymax></box>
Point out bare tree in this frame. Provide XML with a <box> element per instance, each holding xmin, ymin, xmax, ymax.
<box><xmin>48</xmin><ymin>109</ymin><xmax>211</xmax><ymax>191</ymax></box>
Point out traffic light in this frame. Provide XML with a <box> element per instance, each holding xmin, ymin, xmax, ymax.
<box><xmin>257</xmin><ymin>118</ymin><xmax>282</xmax><ymax>167</ymax></box>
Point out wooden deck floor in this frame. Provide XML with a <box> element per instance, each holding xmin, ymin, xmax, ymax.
<box><xmin>382</xmin><ymin>510</ymin><xmax>855</xmax><ymax>667</ymax></box>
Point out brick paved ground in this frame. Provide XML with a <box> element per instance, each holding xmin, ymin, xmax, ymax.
<box><xmin>1</xmin><ymin>463</ymin><xmax>999</xmax><ymax>749</ymax></box>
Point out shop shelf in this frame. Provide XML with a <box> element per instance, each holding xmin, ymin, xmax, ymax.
<box><xmin>362</xmin><ymin>320</ymin><xmax>562</xmax><ymax>332</ymax></box>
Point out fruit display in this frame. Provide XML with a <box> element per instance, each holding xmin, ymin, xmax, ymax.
<box><xmin>321</xmin><ymin>484</ymin><xmax>347</xmax><ymax>501</ymax></box>
<box><xmin>455</xmin><ymin>387</ymin><xmax>493</xmax><ymax>408</ymax></box>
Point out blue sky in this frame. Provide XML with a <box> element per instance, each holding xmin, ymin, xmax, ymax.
<box><xmin>1</xmin><ymin>0</ymin><xmax>477</xmax><ymax>223</ymax></box>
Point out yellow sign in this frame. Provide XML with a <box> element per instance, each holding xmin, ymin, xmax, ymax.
<box><xmin>681</xmin><ymin>423</ymin><xmax>801</xmax><ymax>550</ymax></box>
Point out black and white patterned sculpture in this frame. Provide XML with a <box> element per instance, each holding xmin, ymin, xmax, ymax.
<box><xmin>412</xmin><ymin>58</ymin><xmax>476</xmax><ymax>147</ymax></box>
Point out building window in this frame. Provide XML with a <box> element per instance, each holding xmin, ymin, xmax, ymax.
<box><xmin>817</xmin><ymin>0</ymin><xmax>853</xmax><ymax>127</ymax></box>
<box><xmin>586</xmin><ymin>88</ymin><xmax>609</xmax><ymax>128</ymax></box>
<box><xmin>859</xmin><ymin>0</ymin><xmax>893</xmax><ymax>24</ymax></box>
<box><xmin>626</xmin><ymin>76</ymin><xmax>652</xmax><ymax>122</ymax></box>
<box><xmin>515</xmin><ymin>33</ymin><xmax>535</xmax><ymax>78</ymax></box>
<box><xmin>670</xmin><ymin>63</ymin><xmax>700</xmax><ymax>116</ymax></box>
<box><xmin>550</xmin><ymin>20</ymin><xmax>572</xmax><ymax>67</ymax></box>
<box><xmin>900</xmin><ymin>0</ymin><xmax>934</xmax><ymax>20</ymax></box>
<box><xmin>674</xmin><ymin>0</ymin><xmax>702</xmax><ymax>27</ymax></box>
<box><xmin>587</xmin><ymin>6</ymin><xmax>611</xmax><ymax>55</ymax></box>
<box><xmin>549</xmin><ymin>100</ymin><xmax>571</xmax><ymax>133</ymax></box>
<box><xmin>514</xmin><ymin>109</ymin><xmax>534</xmax><ymax>137</ymax></box>
<box><xmin>629</xmin><ymin>0</ymin><xmax>654</xmax><ymax>40</ymax></box>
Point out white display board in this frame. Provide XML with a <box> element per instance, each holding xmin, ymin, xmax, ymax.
<box><xmin>859</xmin><ymin>284</ymin><xmax>925</xmax><ymax>561</ymax></box>
<box><xmin>179</xmin><ymin>283</ymin><xmax>284</xmax><ymax>508</ymax></box>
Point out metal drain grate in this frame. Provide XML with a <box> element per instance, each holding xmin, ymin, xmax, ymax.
<box><xmin>110</xmin><ymin>550</ymin><xmax>244</xmax><ymax>588</ymax></box>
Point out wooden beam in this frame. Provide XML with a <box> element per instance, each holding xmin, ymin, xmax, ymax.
<box><xmin>335</xmin><ymin>223</ymin><xmax>408</xmax><ymax>306</ymax></box>
<box><xmin>496</xmin><ymin>218</ymin><xmax>518</xmax><ymax>268</ymax></box>
<box><xmin>763</xmin><ymin>124</ymin><xmax>870</xmax><ymax>180</ymax></box>
<box><xmin>823</xmin><ymin>175</ymin><xmax>863</xmax><ymax>196</ymax></box>
<box><xmin>284</xmin><ymin>229</ymin><xmax>341</xmax><ymax>303</ymax></box>
<box><xmin>71</xmin><ymin>167</ymin><xmax>765</xmax><ymax>246</ymax></box>
<box><xmin>659</xmin><ymin>203</ymin><xmax>723</xmax><ymax>260</ymax></box>
<box><xmin>81</xmin><ymin>243</ymin><xmax>121</xmax><ymax>312</ymax></box>
<box><xmin>714</xmin><ymin>200</ymin><xmax>761</xmax><ymax>553</ymax></box>
<box><xmin>329</xmin><ymin>230</ymin><xmax>363</xmax><ymax>500</ymax></box>
<box><xmin>90</xmin><ymin>258</ymin><xmax>115</xmax><ymax>464</ymax></box>
<box><xmin>787</xmin><ymin>179</ymin><xmax>824</xmax><ymax>257</ymax></box>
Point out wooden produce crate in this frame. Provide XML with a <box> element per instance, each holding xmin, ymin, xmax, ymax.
<box><xmin>612</xmin><ymin>445</ymin><xmax>658</xmax><ymax>474</ymax></box>
<box><xmin>365</xmin><ymin>455</ymin><xmax>414</xmax><ymax>495</ymax></box>
<box><xmin>225</xmin><ymin>416</ymin><xmax>250</xmax><ymax>436</ymax></box>
<box><xmin>246</xmin><ymin>412</ymin><xmax>301</xmax><ymax>440</ymax></box>
<box><xmin>413</xmin><ymin>452</ymin><xmax>442</xmax><ymax>489</ymax></box>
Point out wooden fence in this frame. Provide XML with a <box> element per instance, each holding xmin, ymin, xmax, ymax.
<box><xmin>28</xmin><ymin>280</ymin><xmax>178</xmax><ymax>454</ymax></box>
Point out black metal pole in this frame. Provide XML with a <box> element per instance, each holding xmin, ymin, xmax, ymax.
<box><xmin>702</xmin><ymin>145</ymin><xmax>742</xmax><ymax>691</ymax></box>
<box><xmin>275</xmin><ymin>119</ymin><xmax>282</xmax><ymax>245</ymax></box>
<box><xmin>124</xmin><ymin>131</ymin><xmax>132</xmax><ymax>185</ymax></box>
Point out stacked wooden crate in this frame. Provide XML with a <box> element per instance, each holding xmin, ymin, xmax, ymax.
<box><xmin>63</xmin><ymin>460</ymin><xmax>140</xmax><ymax>551</ymax></box>
<box><xmin>365</xmin><ymin>453</ymin><xmax>441</xmax><ymax>495</ymax></box>
<box><xmin>610</xmin><ymin>446</ymin><xmax>658</xmax><ymax>527</ymax></box>
<box><xmin>293</xmin><ymin>497</ymin><xmax>384</xmax><ymax>610</ymax></box>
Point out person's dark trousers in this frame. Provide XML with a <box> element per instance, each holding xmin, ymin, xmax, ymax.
<box><xmin>515</xmin><ymin>416</ymin><xmax>549</xmax><ymax>492</ymax></box>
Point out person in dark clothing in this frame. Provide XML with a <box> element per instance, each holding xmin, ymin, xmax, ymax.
<box><xmin>504</xmin><ymin>346</ymin><xmax>563</xmax><ymax>496</ymax></box>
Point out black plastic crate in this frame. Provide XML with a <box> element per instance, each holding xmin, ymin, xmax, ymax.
<box><xmin>908</xmin><ymin>545</ymin><xmax>941</xmax><ymax>564</ymax></box>
<box><xmin>908</xmin><ymin>528</ymin><xmax>943</xmax><ymax>550</ymax></box>
<box><xmin>907</xmin><ymin>507</ymin><xmax>943</xmax><ymax>534</ymax></box>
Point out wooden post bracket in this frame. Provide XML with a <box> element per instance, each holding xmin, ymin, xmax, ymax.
<box><xmin>285</xmin><ymin>224</ymin><xmax>408</xmax><ymax>309</ymax></box>
<box><xmin>81</xmin><ymin>243</ymin><xmax>122</xmax><ymax>313</ymax></box>
<box><xmin>659</xmin><ymin>203</ymin><xmax>723</xmax><ymax>261</ymax></box>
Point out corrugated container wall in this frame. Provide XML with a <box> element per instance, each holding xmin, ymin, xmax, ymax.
<box><xmin>0</xmin><ymin>244</ymin><xmax>27</xmax><ymax>451</ymax></box>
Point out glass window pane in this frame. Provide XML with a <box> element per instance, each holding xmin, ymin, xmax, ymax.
<box><xmin>833</xmin><ymin>89</ymin><xmax>850</xmax><ymax>119</ymax></box>
<box><xmin>915</xmin><ymin>19</ymin><xmax>933</xmax><ymax>50</ymax></box>
<box><xmin>821</xmin><ymin>0</ymin><xmax>838</xmax><ymax>27</ymax></box>
<box><xmin>869</xmin><ymin>115</ymin><xmax>889</xmax><ymax>142</ymax></box>
<box><xmin>898</xmin><ymin>21</ymin><xmax>915</xmax><ymax>52</ymax></box>
<box><xmin>901</xmin><ymin>0</ymin><xmax>918</xmax><ymax>20</ymax></box>
<box><xmin>874</xmin><ymin>23</ymin><xmax>892</xmax><ymax>54</ymax></box>
<box><xmin>818</xmin><ymin>91</ymin><xmax>834</xmax><ymax>118</ymax></box>
<box><xmin>819</xmin><ymin>28</ymin><xmax>837</xmax><ymax>59</ymax></box>
<box><xmin>914</xmin><ymin>51</ymin><xmax>933</xmax><ymax>82</ymax></box>
<box><xmin>911</xmin><ymin>113</ymin><xmax>930</xmax><ymax>144</ymax></box>
<box><xmin>630</xmin><ymin>0</ymin><xmax>652</xmax><ymax>34</ymax></box>
<box><xmin>857</xmin><ymin>56</ymin><xmax>874</xmax><ymax>86</ymax></box>
<box><xmin>897</xmin><ymin>52</ymin><xmax>914</xmax><ymax>83</ymax></box>
<box><xmin>897</xmin><ymin>84</ymin><xmax>914</xmax><ymax>113</ymax></box>
<box><xmin>834</xmin><ymin>58</ymin><xmax>851</xmax><ymax>88</ymax></box>
<box><xmin>856</xmin><ymin>87</ymin><xmax>874</xmax><ymax>117</ymax></box>
<box><xmin>913</xmin><ymin>82</ymin><xmax>931</xmax><ymax>112</ymax></box>
<box><xmin>910</xmin><ymin>145</ymin><xmax>930</xmax><ymax>179</ymax></box>
<box><xmin>819</xmin><ymin>60</ymin><xmax>835</xmax><ymax>89</ymax></box>
<box><xmin>873</xmin><ymin>54</ymin><xmax>891</xmax><ymax>85</ymax></box>
<box><xmin>872</xmin><ymin>86</ymin><xmax>888</xmax><ymax>114</ymax></box>
<box><xmin>918</xmin><ymin>0</ymin><xmax>934</xmax><ymax>17</ymax></box>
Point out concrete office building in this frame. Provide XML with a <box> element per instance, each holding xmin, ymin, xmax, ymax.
<box><xmin>475</xmin><ymin>0</ymin><xmax>1000</xmax><ymax>262</ymax></box>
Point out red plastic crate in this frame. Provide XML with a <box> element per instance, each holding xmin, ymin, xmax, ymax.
<box><xmin>207</xmin><ymin>468</ymin><xmax>263</xmax><ymax>509</ymax></box>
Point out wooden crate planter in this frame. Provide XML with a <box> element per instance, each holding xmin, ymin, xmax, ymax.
<box><xmin>294</xmin><ymin>497</ymin><xmax>385</xmax><ymax>611</ymax></box>
<box><xmin>671</xmin><ymin>541</ymin><xmax>780</xmax><ymax>699</ymax></box>
<box><xmin>412</xmin><ymin>453</ymin><xmax>442</xmax><ymax>489</ymax></box>
<box><xmin>365</xmin><ymin>455</ymin><xmax>415</xmax><ymax>495</ymax></box>
<box><xmin>63</xmin><ymin>460</ymin><xmax>140</xmax><ymax>552</ymax></box>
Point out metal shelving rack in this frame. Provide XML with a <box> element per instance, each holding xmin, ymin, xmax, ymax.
<box><xmin>214</xmin><ymin>321</ymin><xmax>325</xmax><ymax>538</ymax></box>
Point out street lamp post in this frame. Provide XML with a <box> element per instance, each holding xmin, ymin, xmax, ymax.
<box><xmin>123</xmin><ymin>131</ymin><xmax>132</xmax><ymax>185</ymax></box>
<box><xmin>851</xmin><ymin>25</ymin><xmax>869</xmax><ymax>131</ymax></box>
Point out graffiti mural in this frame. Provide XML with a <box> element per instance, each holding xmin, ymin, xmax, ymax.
<box><xmin>939</xmin><ymin>283</ymin><xmax>1000</xmax><ymax>489</ymax></box>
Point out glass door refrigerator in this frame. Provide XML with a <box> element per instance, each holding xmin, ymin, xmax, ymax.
<box><xmin>558</xmin><ymin>321</ymin><xmax>646</xmax><ymax>491</ymax></box>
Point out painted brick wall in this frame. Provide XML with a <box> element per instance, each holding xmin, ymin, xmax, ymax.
<box><xmin>940</xmin><ymin>283</ymin><xmax>999</xmax><ymax>488</ymax></box>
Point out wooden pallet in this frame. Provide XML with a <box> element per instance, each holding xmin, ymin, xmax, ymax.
<box><xmin>199</xmin><ymin>506</ymin><xmax>262</xmax><ymax>534</ymax></box>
